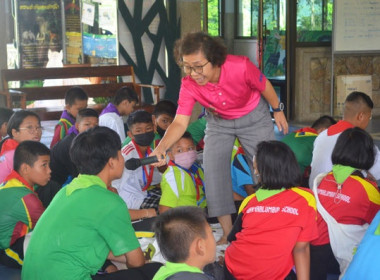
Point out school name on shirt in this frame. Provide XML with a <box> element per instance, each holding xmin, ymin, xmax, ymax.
<box><xmin>317</xmin><ymin>189</ymin><xmax>351</xmax><ymax>203</ymax></box>
<box><xmin>246</xmin><ymin>205</ymin><xmax>299</xmax><ymax>215</ymax></box>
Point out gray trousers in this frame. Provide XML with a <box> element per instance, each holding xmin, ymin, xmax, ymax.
<box><xmin>204</xmin><ymin>98</ymin><xmax>274</xmax><ymax>217</ymax></box>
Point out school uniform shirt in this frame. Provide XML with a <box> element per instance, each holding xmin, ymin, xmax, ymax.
<box><xmin>50</xmin><ymin>132</ymin><xmax>78</xmax><ymax>186</ymax></box>
<box><xmin>112</xmin><ymin>140</ymin><xmax>161</xmax><ymax>209</ymax></box>
<box><xmin>159</xmin><ymin>161</ymin><xmax>206</xmax><ymax>208</ymax></box>
<box><xmin>343</xmin><ymin>211</ymin><xmax>380</xmax><ymax>280</ymax></box>
<box><xmin>99</xmin><ymin>112</ymin><xmax>126</xmax><ymax>143</ymax></box>
<box><xmin>153</xmin><ymin>262</ymin><xmax>209</xmax><ymax>280</ymax></box>
<box><xmin>22</xmin><ymin>174</ymin><xmax>140</xmax><ymax>280</ymax></box>
<box><xmin>281</xmin><ymin>127</ymin><xmax>318</xmax><ymax>174</ymax></box>
<box><xmin>186</xmin><ymin>117</ymin><xmax>207</xmax><ymax>145</ymax></box>
<box><xmin>312</xmin><ymin>172</ymin><xmax>380</xmax><ymax>246</ymax></box>
<box><xmin>177</xmin><ymin>54</ymin><xmax>267</xmax><ymax>120</ymax></box>
<box><xmin>0</xmin><ymin>170</ymin><xmax>44</xmax><ymax>250</ymax></box>
<box><xmin>0</xmin><ymin>138</ymin><xmax>18</xmax><ymax>183</ymax></box>
<box><xmin>309</xmin><ymin>120</ymin><xmax>380</xmax><ymax>186</ymax></box>
<box><xmin>50</xmin><ymin>110</ymin><xmax>75</xmax><ymax>148</ymax></box>
<box><xmin>225</xmin><ymin>187</ymin><xmax>318</xmax><ymax>280</ymax></box>
<box><xmin>231</xmin><ymin>139</ymin><xmax>253</xmax><ymax>198</ymax></box>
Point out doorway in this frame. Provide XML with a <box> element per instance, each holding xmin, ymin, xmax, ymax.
<box><xmin>235</xmin><ymin>0</ymin><xmax>288</xmax><ymax>116</ymax></box>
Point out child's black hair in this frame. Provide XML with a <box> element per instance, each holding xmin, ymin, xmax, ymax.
<box><xmin>256</xmin><ymin>141</ymin><xmax>301</xmax><ymax>190</ymax></box>
<box><xmin>345</xmin><ymin>91</ymin><xmax>373</xmax><ymax>109</ymax></box>
<box><xmin>311</xmin><ymin>115</ymin><xmax>336</xmax><ymax>131</ymax></box>
<box><xmin>70</xmin><ymin>126</ymin><xmax>121</xmax><ymax>175</ymax></box>
<box><xmin>126</xmin><ymin>110</ymin><xmax>153</xmax><ymax>130</ymax></box>
<box><xmin>153</xmin><ymin>100</ymin><xmax>177</xmax><ymax>118</ymax></box>
<box><xmin>76</xmin><ymin>108</ymin><xmax>99</xmax><ymax>123</ymax></box>
<box><xmin>112</xmin><ymin>86</ymin><xmax>139</xmax><ymax>106</ymax></box>
<box><xmin>332</xmin><ymin>127</ymin><xmax>375</xmax><ymax>170</ymax></box>
<box><xmin>153</xmin><ymin>206</ymin><xmax>208</xmax><ymax>263</ymax></box>
<box><xmin>13</xmin><ymin>141</ymin><xmax>50</xmax><ymax>172</ymax></box>
<box><xmin>181</xmin><ymin>131</ymin><xmax>194</xmax><ymax>142</ymax></box>
<box><xmin>168</xmin><ymin>132</ymin><xmax>194</xmax><ymax>152</ymax></box>
<box><xmin>64</xmin><ymin>87</ymin><xmax>88</xmax><ymax>106</ymax></box>
<box><xmin>7</xmin><ymin>110</ymin><xmax>41</xmax><ymax>138</ymax></box>
<box><xmin>0</xmin><ymin>108</ymin><xmax>14</xmax><ymax>127</ymax></box>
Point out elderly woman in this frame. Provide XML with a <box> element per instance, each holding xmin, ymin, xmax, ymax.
<box><xmin>151</xmin><ymin>32</ymin><xmax>288</xmax><ymax>243</ymax></box>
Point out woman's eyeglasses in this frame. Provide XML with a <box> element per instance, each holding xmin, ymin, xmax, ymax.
<box><xmin>183</xmin><ymin>61</ymin><xmax>210</xmax><ymax>74</ymax></box>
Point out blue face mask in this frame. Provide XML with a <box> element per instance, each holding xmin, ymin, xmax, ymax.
<box><xmin>133</xmin><ymin>131</ymin><xmax>155</xmax><ymax>146</ymax></box>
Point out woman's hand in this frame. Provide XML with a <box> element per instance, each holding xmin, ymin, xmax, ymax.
<box><xmin>273</xmin><ymin>111</ymin><xmax>288</xmax><ymax>134</ymax></box>
<box><xmin>149</xmin><ymin>148</ymin><xmax>167</xmax><ymax>167</ymax></box>
<box><xmin>150</xmin><ymin>114</ymin><xmax>192</xmax><ymax>167</ymax></box>
<box><xmin>206</xmin><ymin>105</ymin><xmax>219</xmax><ymax>116</ymax></box>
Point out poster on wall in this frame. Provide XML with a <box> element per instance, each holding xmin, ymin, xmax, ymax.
<box><xmin>99</xmin><ymin>4</ymin><xmax>116</xmax><ymax>34</ymax></box>
<box><xmin>17</xmin><ymin>0</ymin><xmax>63</xmax><ymax>68</ymax></box>
<box><xmin>64</xmin><ymin>0</ymin><xmax>82</xmax><ymax>64</ymax></box>
<box><xmin>82</xmin><ymin>3</ymin><xmax>95</xmax><ymax>27</ymax></box>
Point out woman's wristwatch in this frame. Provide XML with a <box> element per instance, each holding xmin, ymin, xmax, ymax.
<box><xmin>272</xmin><ymin>102</ymin><xmax>285</xmax><ymax>112</ymax></box>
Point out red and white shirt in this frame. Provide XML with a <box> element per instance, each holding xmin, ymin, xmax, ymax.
<box><xmin>225</xmin><ymin>187</ymin><xmax>318</xmax><ymax>280</ymax></box>
<box><xmin>312</xmin><ymin>173</ymin><xmax>380</xmax><ymax>246</ymax></box>
<box><xmin>309</xmin><ymin>120</ymin><xmax>380</xmax><ymax>186</ymax></box>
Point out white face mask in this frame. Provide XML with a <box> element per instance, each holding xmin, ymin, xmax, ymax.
<box><xmin>174</xmin><ymin>150</ymin><xmax>198</xmax><ymax>170</ymax></box>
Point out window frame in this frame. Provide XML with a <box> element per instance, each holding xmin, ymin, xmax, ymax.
<box><xmin>201</xmin><ymin>0</ymin><xmax>225</xmax><ymax>37</ymax></box>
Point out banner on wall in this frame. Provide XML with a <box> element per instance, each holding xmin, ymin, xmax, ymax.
<box><xmin>83</xmin><ymin>32</ymin><xmax>117</xmax><ymax>58</ymax></box>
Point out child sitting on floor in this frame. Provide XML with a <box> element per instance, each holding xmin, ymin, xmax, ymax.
<box><xmin>153</xmin><ymin>206</ymin><xmax>216</xmax><ymax>280</ymax></box>
<box><xmin>311</xmin><ymin>127</ymin><xmax>380</xmax><ymax>279</ymax></box>
<box><xmin>50</xmin><ymin>87</ymin><xmax>88</xmax><ymax>148</ymax></box>
<box><xmin>225</xmin><ymin>141</ymin><xmax>318</xmax><ymax>280</ymax></box>
<box><xmin>122</xmin><ymin>99</ymin><xmax>177</xmax><ymax>149</ymax></box>
<box><xmin>0</xmin><ymin>141</ymin><xmax>50</xmax><ymax>268</ymax></box>
<box><xmin>113</xmin><ymin>110</ymin><xmax>161</xmax><ymax>213</ymax></box>
<box><xmin>152</xmin><ymin>100</ymin><xmax>177</xmax><ymax>148</ymax></box>
<box><xmin>22</xmin><ymin>126</ymin><xmax>162</xmax><ymax>280</ymax></box>
<box><xmin>50</xmin><ymin>108</ymin><xmax>99</xmax><ymax>187</ymax></box>
<box><xmin>159</xmin><ymin>132</ymin><xmax>206</xmax><ymax>213</ymax></box>
<box><xmin>0</xmin><ymin>110</ymin><xmax>43</xmax><ymax>183</ymax></box>
<box><xmin>100</xmin><ymin>86</ymin><xmax>138</xmax><ymax>142</ymax></box>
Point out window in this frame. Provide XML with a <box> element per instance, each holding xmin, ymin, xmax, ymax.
<box><xmin>297</xmin><ymin>0</ymin><xmax>333</xmax><ymax>42</ymax></box>
<box><xmin>236</xmin><ymin>0</ymin><xmax>259</xmax><ymax>37</ymax></box>
<box><xmin>201</xmin><ymin>0</ymin><xmax>223</xmax><ymax>36</ymax></box>
<box><xmin>236</xmin><ymin>0</ymin><xmax>285</xmax><ymax>38</ymax></box>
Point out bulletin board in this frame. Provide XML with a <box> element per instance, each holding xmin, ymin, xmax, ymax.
<box><xmin>333</xmin><ymin>0</ymin><xmax>380</xmax><ymax>53</ymax></box>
